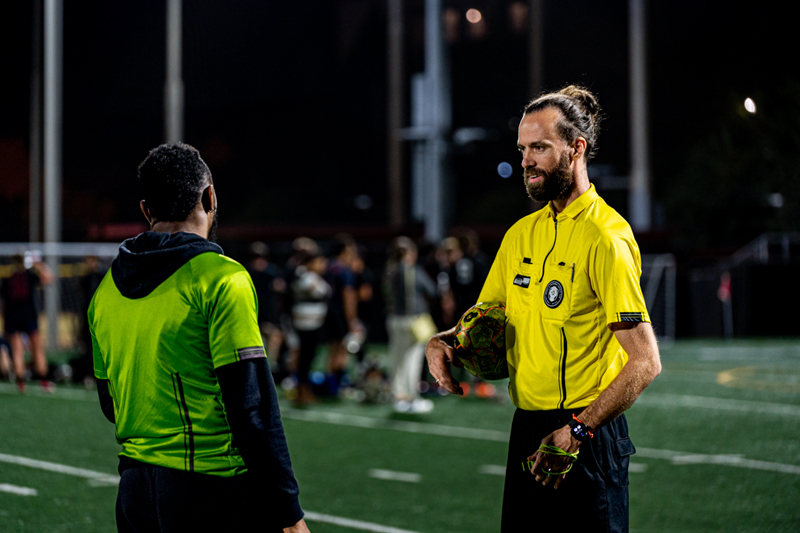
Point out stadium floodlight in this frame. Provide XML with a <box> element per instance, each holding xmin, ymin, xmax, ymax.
<box><xmin>744</xmin><ymin>97</ymin><xmax>757</xmax><ymax>114</ymax></box>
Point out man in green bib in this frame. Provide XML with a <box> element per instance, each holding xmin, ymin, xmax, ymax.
<box><xmin>89</xmin><ymin>143</ymin><xmax>309</xmax><ymax>532</ymax></box>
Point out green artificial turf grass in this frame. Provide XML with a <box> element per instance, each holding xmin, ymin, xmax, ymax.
<box><xmin>1</xmin><ymin>339</ymin><xmax>799</xmax><ymax>532</ymax></box>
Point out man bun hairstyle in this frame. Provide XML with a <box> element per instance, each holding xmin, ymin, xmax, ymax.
<box><xmin>523</xmin><ymin>85</ymin><xmax>603</xmax><ymax>162</ymax></box>
<box><xmin>137</xmin><ymin>142</ymin><xmax>212</xmax><ymax>222</ymax></box>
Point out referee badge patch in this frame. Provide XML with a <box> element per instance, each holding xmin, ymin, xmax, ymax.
<box><xmin>544</xmin><ymin>280</ymin><xmax>564</xmax><ymax>308</ymax></box>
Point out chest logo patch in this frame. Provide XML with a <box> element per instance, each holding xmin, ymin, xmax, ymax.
<box><xmin>544</xmin><ymin>280</ymin><xmax>564</xmax><ymax>308</ymax></box>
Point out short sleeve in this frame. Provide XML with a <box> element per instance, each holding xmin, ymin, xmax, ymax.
<box><xmin>204</xmin><ymin>267</ymin><xmax>267</xmax><ymax>369</ymax></box>
<box><xmin>590</xmin><ymin>233</ymin><xmax>650</xmax><ymax>325</ymax></box>
<box><xmin>478</xmin><ymin>232</ymin><xmax>510</xmax><ymax>305</ymax></box>
<box><xmin>88</xmin><ymin>303</ymin><xmax>108</xmax><ymax>380</ymax></box>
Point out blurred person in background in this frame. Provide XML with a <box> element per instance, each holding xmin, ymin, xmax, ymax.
<box><xmin>290</xmin><ymin>250</ymin><xmax>331</xmax><ymax>406</ymax></box>
<box><xmin>351</xmin><ymin>245</ymin><xmax>376</xmax><ymax>372</ymax></box>
<box><xmin>0</xmin><ymin>335</ymin><xmax>11</xmax><ymax>381</ymax></box>
<box><xmin>89</xmin><ymin>143</ymin><xmax>308</xmax><ymax>532</ymax></box>
<box><xmin>323</xmin><ymin>234</ymin><xmax>364</xmax><ymax>395</ymax></box>
<box><xmin>276</xmin><ymin>237</ymin><xmax>322</xmax><ymax>387</ymax></box>
<box><xmin>0</xmin><ymin>252</ymin><xmax>54</xmax><ymax>393</ymax></box>
<box><xmin>426</xmin><ymin>86</ymin><xmax>661</xmax><ymax>532</ymax></box>
<box><xmin>383</xmin><ymin>237</ymin><xmax>437</xmax><ymax>414</ymax></box>
<box><xmin>72</xmin><ymin>255</ymin><xmax>108</xmax><ymax>385</ymax></box>
<box><xmin>246</xmin><ymin>242</ymin><xmax>287</xmax><ymax>366</ymax></box>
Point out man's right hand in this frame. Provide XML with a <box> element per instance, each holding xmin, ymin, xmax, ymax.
<box><xmin>284</xmin><ymin>518</ymin><xmax>310</xmax><ymax>532</ymax></box>
<box><xmin>425</xmin><ymin>329</ymin><xmax>464</xmax><ymax>396</ymax></box>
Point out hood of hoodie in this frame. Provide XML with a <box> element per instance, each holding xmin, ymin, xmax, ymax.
<box><xmin>111</xmin><ymin>231</ymin><xmax>224</xmax><ymax>299</ymax></box>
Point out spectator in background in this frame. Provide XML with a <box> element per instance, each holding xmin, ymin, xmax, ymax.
<box><xmin>73</xmin><ymin>255</ymin><xmax>108</xmax><ymax>385</ymax></box>
<box><xmin>290</xmin><ymin>251</ymin><xmax>331</xmax><ymax>405</ymax></box>
<box><xmin>351</xmin><ymin>245</ymin><xmax>376</xmax><ymax>370</ymax></box>
<box><xmin>383</xmin><ymin>237</ymin><xmax>437</xmax><ymax>414</ymax></box>
<box><xmin>451</xmin><ymin>227</ymin><xmax>491</xmax><ymax>293</ymax></box>
<box><xmin>0</xmin><ymin>253</ymin><xmax>54</xmax><ymax>393</ymax></box>
<box><xmin>246</xmin><ymin>242</ymin><xmax>287</xmax><ymax>364</ymax></box>
<box><xmin>323</xmin><ymin>234</ymin><xmax>364</xmax><ymax>395</ymax></box>
<box><xmin>277</xmin><ymin>237</ymin><xmax>322</xmax><ymax>388</ymax></box>
<box><xmin>0</xmin><ymin>335</ymin><xmax>10</xmax><ymax>381</ymax></box>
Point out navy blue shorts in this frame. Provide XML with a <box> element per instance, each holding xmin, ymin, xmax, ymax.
<box><xmin>4</xmin><ymin>314</ymin><xmax>39</xmax><ymax>335</ymax></box>
<box><xmin>116</xmin><ymin>459</ymin><xmax>283</xmax><ymax>533</ymax></box>
<box><xmin>501</xmin><ymin>409</ymin><xmax>635</xmax><ymax>532</ymax></box>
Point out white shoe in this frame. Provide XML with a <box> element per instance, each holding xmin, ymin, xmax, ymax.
<box><xmin>407</xmin><ymin>398</ymin><xmax>434</xmax><ymax>414</ymax></box>
<box><xmin>393</xmin><ymin>400</ymin><xmax>411</xmax><ymax>413</ymax></box>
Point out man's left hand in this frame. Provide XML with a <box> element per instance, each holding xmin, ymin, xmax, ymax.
<box><xmin>527</xmin><ymin>425</ymin><xmax>580</xmax><ymax>490</ymax></box>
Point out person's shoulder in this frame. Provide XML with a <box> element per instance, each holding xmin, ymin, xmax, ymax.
<box><xmin>582</xmin><ymin>195</ymin><xmax>635</xmax><ymax>243</ymax></box>
<box><xmin>190</xmin><ymin>252</ymin><xmax>250</xmax><ymax>282</ymax></box>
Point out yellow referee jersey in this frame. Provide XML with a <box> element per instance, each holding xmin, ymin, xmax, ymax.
<box><xmin>478</xmin><ymin>184</ymin><xmax>650</xmax><ymax>411</ymax></box>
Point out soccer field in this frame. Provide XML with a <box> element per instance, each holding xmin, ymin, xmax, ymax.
<box><xmin>1</xmin><ymin>339</ymin><xmax>799</xmax><ymax>532</ymax></box>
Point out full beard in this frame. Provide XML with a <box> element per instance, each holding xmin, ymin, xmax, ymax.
<box><xmin>524</xmin><ymin>151</ymin><xmax>575</xmax><ymax>203</ymax></box>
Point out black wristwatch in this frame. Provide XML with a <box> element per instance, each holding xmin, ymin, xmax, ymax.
<box><xmin>568</xmin><ymin>416</ymin><xmax>594</xmax><ymax>442</ymax></box>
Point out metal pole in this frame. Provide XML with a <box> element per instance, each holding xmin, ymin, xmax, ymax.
<box><xmin>165</xmin><ymin>0</ymin><xmax>184</xmax><ymax>143</ymax></box>
<box><xmin>387</xmin><ymin>0</ymin><xmax>405</xmax><ymax>227</ymax></box>
<box><xmin>629</xmin><ymin>0</ymin><xmax>651</xmax><ymax>231</ymax></box>
<box><xmin>30</xmin><ymin>0</ymin><xmax>43</xmax><ymax>243</ymax></box>
<box><xmin>43</xmin><ymin>0</ymin><xmax>62</xmax><ymax>350</ymax></box>
<box><xmin>424</xmin><ymin>0</ymin><xmax>447</xmax><ymax>243</ymax></box>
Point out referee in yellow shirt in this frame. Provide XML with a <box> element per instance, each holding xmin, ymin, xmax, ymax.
<box><xmin>426</xmin><ymin>86</ymin><xmax>661</xmax><ymax>532</ymax></box>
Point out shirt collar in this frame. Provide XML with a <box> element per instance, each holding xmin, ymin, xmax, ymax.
<box><xmin>547</xmin><ymin>184</ymin><xmax>598</xmax><ymax>220</ymax></box>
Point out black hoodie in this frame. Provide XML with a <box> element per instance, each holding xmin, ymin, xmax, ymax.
<box><xmin>98</xmin><ymin>231</ymin><xmax>304</xmax><ymax>528</ymax></box>
<box><xmin>111</xmin><ymin>231</ymin><xmax>223</xmax><ymax>299</ymax></box>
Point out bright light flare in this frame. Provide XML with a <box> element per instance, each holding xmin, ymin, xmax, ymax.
<box><xmin>466</xmin><ymin>8</ymin><xmax>482</xmax><ymax>23</ymax></box>
<box><xmin>744</xmin><ymin>97</ymin><xmax>757</xmax><ymax>114</ymax></box>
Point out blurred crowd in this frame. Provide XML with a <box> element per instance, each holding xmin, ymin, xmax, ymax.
<box><xmin>0</xmin><ymin>229</ymin><xmax>496</xmax><ymax>413</ymax></box>
<box><xmin>241</xmin><ymin>228</ymin><xmax>494</xmax><ymax>412</ymax></box>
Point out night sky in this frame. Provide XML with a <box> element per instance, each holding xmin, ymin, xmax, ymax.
<box><xmin>1</xmin><ymin>0</ymin><xmax>798</xmax><ymax>254</ymax></box>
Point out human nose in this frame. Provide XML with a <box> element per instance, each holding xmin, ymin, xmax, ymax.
<box><xmin>521</xmin><ymin>149</ymin><xmax>535</xmax><ymax>169</ymax></box>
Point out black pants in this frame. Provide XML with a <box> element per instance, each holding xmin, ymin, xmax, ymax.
<box><xmin>116</xmin><ymin>459</ymin><xmax>282</xmax><ymax>533</ymax></box>
<box><xmin>501</xmin><ymin>409</ymin><xmax>635</xmax><ymax>532</ymax></box>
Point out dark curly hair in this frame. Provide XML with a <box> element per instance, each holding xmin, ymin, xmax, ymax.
<box><xmin>523</xmin><ymin>85</ymin><xmax>603</xmax><ymax>162</ymax></box>
<box><xmin>137</xmin><ymin>143</ymin><xmax>212</xmax><ymax>222</ymax></box>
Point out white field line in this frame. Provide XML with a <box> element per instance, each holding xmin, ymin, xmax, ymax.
<box><xmin>303</xmin><ymin>512</ymin><xmax>422</xmax><ymax>533</ymax></box>
<box><xmin>0</xmin><ymin>483</ymin><xmax>38</xmax><ymax>496</ymax></box>
<box><xmin>282</xmin><ymin>408</ymin><xmax>509</xmax><ymax>442</ymax></box>
<box><xmin>283</xmin><ymin>409</ymin><xmax>800</xmax><ymax>476</ymax></box>
<box><xmin>636</xmin><ymin>393</ymin><xmax>800</xmax><ymax>417</ymax></box>
<box><xmin>0</xmin><ymin>452</ymin><xmax>422</xmax><ymax>533</ymax></box>
<box><xmin>5</xmin><ymin>381</ymin><xmax>799</xmax><ymax>418</ymax></box>
<box><xmin>479</xmin><ymin>464</ymin><xmax>506</xmax><ymax>476</ymax></box>
<box><xmin>368</xmin><ymin>469</ymin><xmax>421</xmax><ymax>483</ymax></box>
<box><xmin>635</xmin><ymin>448</ymin><xmax>800</xmax><ymax>475</ymax></box>
<box><xmin>0</xmin><ymin>453</ymin><xmax>120</xmax><ymax>486</ymax></box>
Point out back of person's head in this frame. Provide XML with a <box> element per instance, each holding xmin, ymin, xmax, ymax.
<box><xmin>523</xmin><ymin>85</ymin><xmax>603</xmax><ymax>162</ymax></box>
<box><xmin>389</xmin><ymin>236</ymin><xmax>417</xmax><ymax>263</ymax></box>
<box><xmin>137</xmin><ymin>143</ymin><xmax>212</xmax><ymax>222</ymax></box>
<box><xmin>330</xmin><ymin>233</ymin><xmax>356</xmax><ymax>258</ymax></box>
<box><xmin>292</xmin><ymin>237</ymin><xmax>319</xmax><ymax>256</ymax></box>
<box><xmin>249</xmin><ymin>241</ymin><xmax>270</xmax><ymax>262</ymax></box>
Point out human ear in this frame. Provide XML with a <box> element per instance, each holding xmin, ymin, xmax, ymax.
<box><xmin>139</xmin><ymin>200</ymin><xmax>154</xmax><ymax>227</ymax></box>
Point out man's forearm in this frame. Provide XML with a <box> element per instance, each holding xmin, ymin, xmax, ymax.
<box><xmin>575</xmin><ymin>322</ymin><xmax>661</xmax><ymax>430</ymax></box>
<box><xmin>216</xmin><ymin>358</ymin><xmax>304</xmax><ymax>528</ymax></box>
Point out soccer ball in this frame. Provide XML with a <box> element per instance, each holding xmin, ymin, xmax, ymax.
<box><xmin>453</xmin><ymin>301</ymin><xmax>508</xmax><ymax>380</ymax></box>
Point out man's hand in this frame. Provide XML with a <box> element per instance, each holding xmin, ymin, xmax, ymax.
<box><xmin>425</xmin><ymin>328</ymin><xmax>464</xmax><ymax>396</ymax></box>
<box><xmin>527</xmin><ymin>426</ymin><xmax>580</xmax><ymax>490</ymax></box>
<box><xmin>284</xmin><ymin>518</ymin><xmax>310</xmax><ymax>532</ymax></box>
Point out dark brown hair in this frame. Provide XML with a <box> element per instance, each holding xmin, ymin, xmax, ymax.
<box><xmin>523</xmin><ymin>85</ymin><xmax>603</xmax><ymax>161</ymax></box>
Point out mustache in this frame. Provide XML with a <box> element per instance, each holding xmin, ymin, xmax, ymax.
<box><xmin>523</xmin><ymin>168</ymin><xmax>542</xmax><ymax>178</ymax></box>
